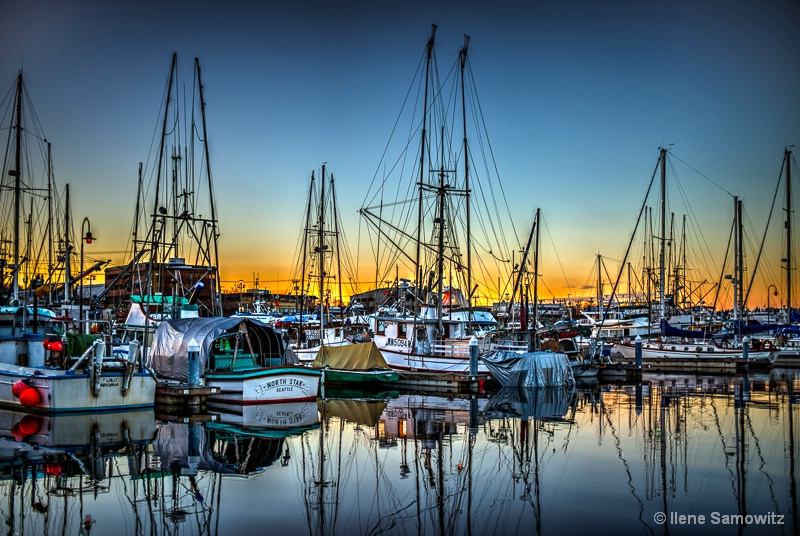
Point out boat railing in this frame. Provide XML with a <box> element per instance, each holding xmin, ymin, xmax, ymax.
<box><xmin>432</xmin><ymin>340</ymin><xmax>471</xmax><ymax>357</ymax></box>
<box><xmin>432</xmin><ymin>338</ymin><xmax>529</xmax><ymax>356</ymax></box>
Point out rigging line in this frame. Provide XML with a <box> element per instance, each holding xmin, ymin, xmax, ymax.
<box><xmin>540</xmin><ymin>214</ymin><xmax>572</xmax><ymax>298</ymax></box>
<box><xmin>666</xmin><ymin>156</ymin><xmax>718</xmax><ymax>283</ymax></box>
<box><xmin>669</xmin><ymin>151</ymin><xmax>734</xmax><ymax>198</ymax></box>
<box><xmin>603</xmin><ymin>155</ymin><xmax>661</xmax><ymax>321</ymax></box>
<box><xmin>742</xmin><ymin>201</ymin><xmax>777</xmax><ymax>307</ymax></box>
<box><xmin>361</xmin><ymin>48</ymin><xmax>427</xmax><ymax>210</ymax></box>
<box><xmin>465</xmin><ymin>60</ymin><xmax>520</xmax><ymax>249</ymax></box>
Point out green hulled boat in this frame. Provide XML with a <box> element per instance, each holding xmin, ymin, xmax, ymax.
<box><xmin>312</xmin><ymin>342</ymin><xmax>400</xmax><ymax>385</ymax></box>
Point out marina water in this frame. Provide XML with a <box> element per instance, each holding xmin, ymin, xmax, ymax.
<box><xmin>0</xmin><ymin>369</ymin><xmax>797</xmax><ymax>535</ymax></box>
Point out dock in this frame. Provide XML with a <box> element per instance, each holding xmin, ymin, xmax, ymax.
<box><xmin>155</xmin><ymin>382</ymin><xmax>221</xmax><ymax>412</ymax></box>
<box><xmin>394</xmin><ymin>370</ymin><xmax>492</xmax><ymax>394</ymax></box>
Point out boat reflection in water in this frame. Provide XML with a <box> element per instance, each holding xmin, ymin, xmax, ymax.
<box><xmin>0</xmin><ymin>371</ymin><xmax>797</xmax><ymax>534</ymax></box>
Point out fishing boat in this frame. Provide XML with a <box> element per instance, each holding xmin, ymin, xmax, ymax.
<box><xmin>358</xmin><ymin>26</ymin><xmax>529</xmax><ymax>374</ymax></box>
<box><xmin>105</xmin><ymin>53</ymin><xmax>224</xmax><ymax>347</ymax></box>
<box><xmin>146</xmin><ymin>317</ymin><xmax>321</xmax><ymax>405</ymax></box>
<box><xmin>0</xmin><ymin>72</ymin><xmax>157</xmax><ymax>413</ymax></box>
<box><xmin>311</xmin><ymin>341</ymin><xmax>399</xmax><ymax>385</ymax></box>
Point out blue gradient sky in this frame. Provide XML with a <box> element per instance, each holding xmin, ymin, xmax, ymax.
<box><xmin>2</xmin><ymin>0</ymin><xmax>799</xmax><ymax>307</ymax></box>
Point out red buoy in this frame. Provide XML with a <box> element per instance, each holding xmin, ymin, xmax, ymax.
<box><xmin>19</xmin><ymin>387</ymin><xmax>41</xmax><ymax>408</ymax></box>
<box><xmin>11</xmin><ymin>380</ymin><xmax>28</xmax><ymax>398</ymax></box>
<box><xmin>17</xmin><ymin>415</ymin><xmax>41</xmax><ymax>436</ymax></box>
<box><xmin>49</xmin><ymin>340</ymin><xmax>64</xmax><ymax>353</ymax></box>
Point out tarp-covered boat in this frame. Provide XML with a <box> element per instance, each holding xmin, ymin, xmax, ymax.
<box><xmin>312</xmin><ymin>342</ymin><xmax>399</xmax><ymax>385</ymax></box>
<box><xmin>147</xmin><ymin>317</ymin><xmax>320</xmax><ymax>405</ymax></box>
<box><xmin>481</xmin><ymin>350</ymin><xmax>575</xmax><ymax>388</ymax></box>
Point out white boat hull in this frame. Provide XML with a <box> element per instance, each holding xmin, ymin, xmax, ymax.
<box><xmin>205</xmin><ymin>366</ymin><xmax>321</xmax><ymax>405</ymax></box>
<box><xmin>616</xmin><ymin>342</ymin><xmax>777</xmax><ymax>366</ymax></box>
<box><xmin>0</xmin><ymin>362</ymin><xmax>156</xmax><ymax>413</ymax></box>
<box><xmin>376</xmin><ymin>344</ymin><xmax>491</xmax><ymax>374</ymax></box>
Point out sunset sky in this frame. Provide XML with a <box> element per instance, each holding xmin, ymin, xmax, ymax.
<box><xmin>2</xmin><ymin>0</ymin><xmax>799</xmax><ymax>309</ymax></box>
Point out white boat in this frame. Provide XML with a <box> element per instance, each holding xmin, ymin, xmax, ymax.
<box><xmin>368</xmin><ymin>304</ymin><xmax>501</xmax><ymax>373</ymax></box>
<box><xmin>615</xmin><ymin>339</ymin><xmax>778</xmax><ymax>366</ymax></box>
<box><xmin>147</xmin><ymin>317</ymin><xmax>320</xmax><ymax>405</ymax></box>
<box><xmin>0</xmin><ymin>72</ymin><xmax>157</xmax><ymax>413</ymax></box>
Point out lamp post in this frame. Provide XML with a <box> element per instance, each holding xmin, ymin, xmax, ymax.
<box><xmin>767</xmin><ymin>284</ymin><xmax>778</xmax><ymax>324</ymax></box>
<box><xmin>80</xmin><ymin>218</ymin><xmax>94</xmax><ymax>332</ymax></box>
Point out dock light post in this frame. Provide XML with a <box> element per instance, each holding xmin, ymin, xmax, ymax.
<box><xmin>80</xmin><ymin>218</ymin><xmax>94</xmax><ymax>332</ymax></box>
<box><xmin>767</xmin><ymin>284</ymin><xmax>778</xmax><ymax>323</ymax></box>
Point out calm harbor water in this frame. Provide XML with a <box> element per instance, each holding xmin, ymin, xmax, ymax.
<box><xmin>0</xmin><ymin>369</ymin><xmax>797</xmax><ymax>535</ymax></box>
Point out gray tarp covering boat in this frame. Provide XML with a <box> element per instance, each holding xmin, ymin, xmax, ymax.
<box><xmin>147</xmin><ymin>317</ymin><xmax>293</xmax><ymax>382</ymax></box>
<box><xmin>481</xmin><ymin>350</ymin><xmax>575</xmax><ymax>388</ymax></box>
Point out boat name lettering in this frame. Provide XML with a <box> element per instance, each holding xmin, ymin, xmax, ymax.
<box><xmin>255</xmin><ymin>377</ymin><xmax>309</xmax><ymax>397</ymax></box>
<box><xmin>99</xmin><ymin>377</ymin><xmax>121</xmax><ymax>387</ymax></box>
<box><xmin>387</xmin><ymin>338</ymin><xmax>411</xmax><ymax>348</ymax></box>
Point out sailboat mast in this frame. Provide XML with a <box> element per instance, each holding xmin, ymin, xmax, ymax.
<box><xmin>460</xmin><ymin>34</ymin><xmax>472</xmax><ymax>326</ymax></box>
<box><xmin>300</xmin><ymin>171</ymin><xmax>314</xmax><ymax>341</ymax></box>
<box><xmin>733</xmin><ymin>195</ymin><xmax>740</xmax><ymax>321</ymax></box>
<box><xmin>659</xmin><ymin>147</ymin><xmax>667</xmax><ymax>319</ymax></box>
<box><xmin>786</xmin><ymin>147</ymin><xmax>792</xmax><ymax>322</ymax></box>
<box><xmin>195</xmin><ymin>57</ymin><xmax>222</xmax><ymax>315</ymax></box>
<box><xmin>416</xmin><ymin>24</ymin><xmax>436</xmax><ymax>319</ymax></box>
<box><xmin>64</xmin><ymin>184</ymin><xmax>71</xmax><ymax>303</ymax></box>
<box><xmin>12</xmin><ymin>71</ymin><xmax>22</xmax><ymax>304</ymax></box>
<box><xmin>319</xmin><ymin>164</ymin><xmax>326</xmax><ymax>334</ymax></box>
<box><xmin>46</xmin><ymin>142</ymin><xmax>54</xmax><ymax>298</ymax></box>
<box><xmin>436</xmin><ymin>127</ymin><xmax>446</xmax><ymax>334</ymax></box>
<box><xmin>597</xmin><ymin>253</ymin><xmax>602</xmax><ymax>320</ymax></box>
<box><xmin>146</xmin><ymin>53</ymin><xmax>177</xmax><ymax>306</ymax></box>
<box><xmin>737</xmin><ymin>197</ymin><xmax>744</xmax><ymax>318</ymax></box>
<box><xmin>533</xmin><ymin>207</ymin><xmax>540</xmax><ymax>347</ymax></box>
<box><xmin>331</xmin><ymin>174</ymin><xmax>344</xmax><ymax>321</ymax></box>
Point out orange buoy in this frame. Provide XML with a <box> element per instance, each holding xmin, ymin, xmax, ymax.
<box><xmin>17</xmin><ymin>415</ymin><xmax>41</xmax><ymax>436</ymax></box>
<box><xmin>19</xmin><ymin>387</ymin><xmax>41</xmax><ymax>408</ymax></box>
<box><xmin>11</xmin><ymin>380</ymin><xmax>28</xmax><ymax>398</ymax></box>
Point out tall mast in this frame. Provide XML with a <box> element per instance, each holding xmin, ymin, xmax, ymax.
<box><xmin>195</xmin><ymin>57</ymin><xmax>222</xmax><ymax>314</ymax></box>
<box><xmin>299</xmin><ymin>171</ymin><xmax>314</xmax><ymax>341</ymax></box>
<box><xmin>732</xmin><ymin>195</ymin><xmax>740</xmax><ymax>321</ymax></box>
<box><xmin>319</xmin><ymin>164</ymin><xmax>326</xmax><ymax>334</ymax></box>
<box><xmin>146</xmin><ymin>53</ymin><xmax>177</xmax><ymax>305</ymax></box>
<box><xmin>64</xmin><ymin>184</ymin><xmax>71</xmax><ymax>303</ymax></box>
<box><xmin>46</xmin><ymin>142</ymin><xmax>54</xmax><ymax>299</ymax></box>
<box><xmin>416</xmin><ymin>24</ymin><xmax>436</xmax><ymax>319</ymax></box>
<box><xmin>658</xmin><ymin>147</ymin><xmax>667</xmax><ymax>320</ymax></box>
<box><xmin>436</xmin><ymin>126</ymin><xmax>446</xmax><ymax>334</ymax></box>
<box><xmin>331</xmin><ymin>173</ymin><xmax>343</xmax><ymax>321</ymax></box>
<box><xmin>532</xmin><ymin>208</ymin><xmax>540</xmax><ymax>348</ymax></box>
<box><xmin>786</xmin><ymin>148</ymin><xmax>793</xmax><ymax>322</ymax></box>
<box><xmin>597</xmin><ymin>253</ymin><xmax>602</xmax><ymax>320</ymax></box>
<box><xmin>460</xmin><ymin>34</ymin><xmax>471</xmax><ymax>327</ymax></box>
<box><xmin>12</xmin><ymin>71</ymin><xmax>22</xmax><ymax>304</ymax></box>
<box><xmin>737</xmin><ymin>197</ymin><xmax>744</xmax><ymax>318</ymax></box>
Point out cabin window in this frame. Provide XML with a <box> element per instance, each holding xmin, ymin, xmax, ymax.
<box><xmin>377</xmin><ymin>320</ymin><xmax>387</xmax><ymax>335</ymax></box>
<box><xmin>398</xmin><ymin>323</ymin><xmax>408</xmax><ymax>339</ymax></box>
